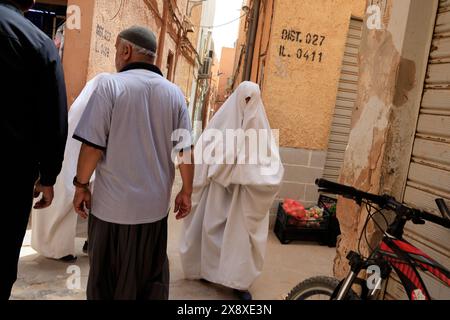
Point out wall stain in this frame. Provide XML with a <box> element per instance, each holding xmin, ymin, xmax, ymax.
<box><xmin>393</xmin><ymin>58</ymin><xmax>416</xmax><ymax>107</ymax></box>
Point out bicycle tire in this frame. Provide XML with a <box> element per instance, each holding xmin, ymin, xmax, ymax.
<box><xmin>285</xmin><ymin>276</ymin><xmax>360</xmax><ymax>300</ymax></box>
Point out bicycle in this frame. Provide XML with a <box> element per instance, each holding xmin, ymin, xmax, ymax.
<box><xmin>286</xmin><ymin>179</ymin><xmax>450</xmax><ymax>300</ymax></box>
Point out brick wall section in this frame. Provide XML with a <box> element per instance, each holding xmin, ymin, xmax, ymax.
<box><xmin>270</xmin><ymin>147</ymin><xmax>326</xmax><ymax>215</ymax></box>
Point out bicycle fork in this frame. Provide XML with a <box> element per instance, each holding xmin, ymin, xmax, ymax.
<box><xmin>336</xmin><ymin>271</ymin><xmax>358</xmax><ymax>300</ymax></box>
<box><xmin>334</xmin><ymin>251</ymin><xmax>391</xmax><ymax>300</ymax></box>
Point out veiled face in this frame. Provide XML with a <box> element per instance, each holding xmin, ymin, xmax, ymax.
<box><xmin>236</xmin><ymin>82</ymin><xmax>261</xmax><ymax>107</ymax></box>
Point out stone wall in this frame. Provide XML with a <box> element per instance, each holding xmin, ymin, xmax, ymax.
<box><xmin>271</xmin><ymin>147</ymin><xmax>326</xmax><ymax>215</ymax></box>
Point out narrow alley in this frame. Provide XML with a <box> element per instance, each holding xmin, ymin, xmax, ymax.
<box><xmin>1</xmin><ymin>0</ymin><xmax>449</xmax><ymax>305</ymax></box>
<box><xmin>12</xmin><ymin>174</ymin><xmax>335</xmax><ymax>300</ymax></box>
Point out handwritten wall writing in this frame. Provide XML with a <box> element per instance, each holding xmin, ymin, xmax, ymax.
<box><xmin>94</xmin><ymin>24</ymin><xmax>112</xmax><ymax>58</ymax></box>
<box><xmin>279</xmin><ymin>28</ymin><xmax>326</xmax><ymax>64</ymax></box>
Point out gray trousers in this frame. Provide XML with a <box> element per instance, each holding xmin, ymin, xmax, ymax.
<box><xmin>87</xmin><ymin>214</ymin><xmax>170</xmax><ymax>300</ymax></box>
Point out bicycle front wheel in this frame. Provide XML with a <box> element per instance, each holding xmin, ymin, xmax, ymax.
<box><xmin>286</xmin><ymin>276</ymin><xmax>360</xmax><ymax>300</ymax></box>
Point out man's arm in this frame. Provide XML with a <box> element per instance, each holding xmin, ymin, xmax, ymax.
<box><xmin>33</xmin><ymin>39</ymin><xmax>68</xmax><ymax>210</ymax></box>
<box><xmin>37</xmin><ymin>42</ymin><xmax>68</xmax><ymax>187</ymax></box>
<box><xmin>174</xmin><ymin>149</ymin><xmax>194</xmax><ymax>220</ymax></box>
<box><xmin>71</xmin><ymin>76</ymin><xmax>112</xmax><ymax>218</ymax></box>
<box><xmin>73</xmin><ymin>144</ymin><xmax>103</xmax><ymax>219</ymax></box>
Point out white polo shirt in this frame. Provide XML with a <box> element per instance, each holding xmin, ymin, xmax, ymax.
<box><xmin>74</xmin><ymin>63</ymin><xmax>192</xmax><ymax>225</ymax></box>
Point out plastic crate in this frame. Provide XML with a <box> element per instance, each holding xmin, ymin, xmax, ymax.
<box><xmin>317</xmin><ymin>194</ymin><xmax>337</xmax><ymax>216</ymax></box>
<box><xmin>274</xmin><ymin>195</ymin><xmax>340</xmax><ymax>246</ymax></box>
<box><xmin>317</xmin><ymin>194</ymin><xmax>340</xmax><ymax>247</ymax></box>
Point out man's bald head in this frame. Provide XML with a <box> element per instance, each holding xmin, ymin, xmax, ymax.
<box><xmin>9</xmin><ymin>0</ymin><xmax>35</xmax><ymax>12</ymax></box>
<box><xmin>115</xmin><ymin>26</ymin><xmax>158</xmax><ymax>72</ymax></box>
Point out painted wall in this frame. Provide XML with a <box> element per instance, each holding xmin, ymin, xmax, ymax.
<box><xmin>174</xmin><ymin>2</ymin><xmax>202</xmax><ymax>101</ymax></box>
<box><xmin>229</xmin><ymin>0</ymin><xmax>366</xmax><ymax>209</ymax></box>
<box><xmin>174</xmin><ymin>52</ymin><xmax>194</xmax><ymax>100</ymax></box>
<box><xmin>231</xmin><ymin>1</ymin><xmax>250</xmax><ymax>88</ymax></box>
<box><xmin>216</xmin><ymin>47</ymin><xmax>236</xmax><ymax>108</ymax></box>
<box><xmin>63</xmin><ymin>0</ymin><xmax>95</xmax><ymax>106</ymax></box>
<box><xmin>250</xmin><ymin>0</ymin><xmax>273</xmax><ymax>87</ymax></box>
<box><xmin>262</xmin><ymin>0</ymin><xmax>366</xmax><ymax>150</ymax></box>
<box><xmin>86</xmin><ymin>0</ymin><xmax>162</xmax><ymax>79</ymax></box>
<box><xmin>188</xmin><ymin>0</ymin><xmax>216</xmax><ymax>119</ymax></box>
<box><xmin>207</xmin><ymin>55</ymin><xmax>220</xmax><ymax>121</ymax></box>
<box><xmin>185</xmin><ymin>0</ymin><xmax>203</xmax><ymax>48</ymax></box>
<box><xmin>62</xmin><ymin>0</ymin><xmax>201</xmax><ymax>106</ymax></box>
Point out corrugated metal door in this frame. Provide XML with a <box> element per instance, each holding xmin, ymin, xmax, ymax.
<box><xmin>323</xmin><ymin>18</ymin><xmax>363</xmax><ymax>182</ymax></box>
<box><xmin>386</xmin><ymin>0</ymin><xmax>450</xmax><ymax>300</ymax></box>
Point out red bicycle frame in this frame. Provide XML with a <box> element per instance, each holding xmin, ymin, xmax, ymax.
<box><xmin>379</xmin><ymin>237</ymin><xmax>450</xmax><ymax>300</ymax></box>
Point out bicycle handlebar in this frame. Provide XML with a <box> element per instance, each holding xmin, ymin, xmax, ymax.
<box><xmin>419</xmin><ymin>209</ymin><xmax>450</xmax><ymax>228</ymax></box>
<box><xmin>316</xmin><ymin>179</ymin><xmax>388</xmax><ymax>205</ymax></box>
<box><xmin>315</xmin><ymin>179</ymin><xmax>450</xmax><ymax>229</ymax></box>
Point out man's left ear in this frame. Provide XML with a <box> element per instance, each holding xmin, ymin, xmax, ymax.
<box><xmin>123</xmin><ymin>43</ymin><xmax>132</xmax><ymax>60</ymax></box>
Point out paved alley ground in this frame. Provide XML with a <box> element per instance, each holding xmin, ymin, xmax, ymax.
<box><xmin>11</xmin><ymin>175</ymin><xmax>336</xmax><ymax>300</ymax></box>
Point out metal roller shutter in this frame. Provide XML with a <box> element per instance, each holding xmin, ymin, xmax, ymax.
<box><xmin>386</xmin><ymin>0</ymin><xmax>450</xmax><ymax>300</ymax></box>
<box><xmin>323</xmin><ymin>18</ymin><xmax>363</xmax><ymax>182</ymax></box>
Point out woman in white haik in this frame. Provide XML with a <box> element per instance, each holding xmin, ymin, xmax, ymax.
<box><xmin>179</xmin><ymin>81</ymin><xmax>284</xmax><ymax>300</ymax></box>
<box><xmin>31</xmin><ymin>74</ymin><xmax>106</xmax><ymax>261</ymax></box>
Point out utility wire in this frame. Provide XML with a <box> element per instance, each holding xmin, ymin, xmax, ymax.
<box><xmin>191</xmin><ymin>12</ymin><xmax>248</xmax><ymax>29</ymax></box>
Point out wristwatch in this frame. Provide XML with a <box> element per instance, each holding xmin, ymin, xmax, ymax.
<box><xmin>73</xmin><ymin>176</ymin><xmax>90</xmax><ymax>190</ymax></box>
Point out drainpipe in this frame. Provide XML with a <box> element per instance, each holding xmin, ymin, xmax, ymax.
<box><xmin>156</xmin><ymin>1</ymin><xmax>169</xmax><ymax>68</ymax></box>
<box><xmin>172</xmin><ymin>26</ymin><xmax>183</xmax><ymax>80</ymax></box>
<box><xmin>242</xmin><ymin>0</ymin><xmax>261</xmax><ymax>82</ymax></box>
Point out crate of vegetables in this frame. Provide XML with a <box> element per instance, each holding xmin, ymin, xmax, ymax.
<box><xmin>274</xmin><ymin>198</ymin><xmax>333</xmax><ymax>245</ymax></box>
<box><xmin>281</xmin><ymin>199</ymin><xmax>329</xmax><ymax>229</ymax></box>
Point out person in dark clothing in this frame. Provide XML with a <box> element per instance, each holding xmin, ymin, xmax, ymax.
<box><xmin>0</xmin><ymin>0</ymin><xmax>68</xmax><ymax>300</ymax></box>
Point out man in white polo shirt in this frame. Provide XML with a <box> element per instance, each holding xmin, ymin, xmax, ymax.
<box><xmin>72</xmin><ymin>26</ymin><xmax>194</xmax><ymax>300</ymax></box>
